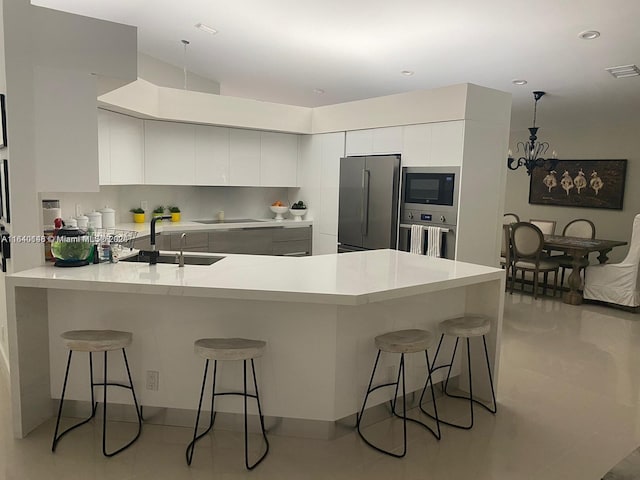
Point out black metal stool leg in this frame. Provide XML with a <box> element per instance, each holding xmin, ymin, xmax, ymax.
<box><xmin>427</xmin><ymin>335</ymin><xmax>497</xmax><ymax>429</ymax></box>
<box><xmin>418</xmin><ymin>351</ymin><xmax>441</xmax><ymax>440</ymax></box>
<box><xmin>52</xmin><ymin>351</ymin><xmax>100</xmax><ymax>452</ymax></box>
<box><xmin>186</xmin><ymin>359</ymin><xmax>215</xmax><ymax>465</ymax></box>
<box><xmin>246</xmin><ymin>359</ymin><xmax>269</xmax><ymax>470</ymax></box>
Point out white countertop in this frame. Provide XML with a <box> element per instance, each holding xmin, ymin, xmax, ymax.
<box><xmin>115</xmin><ymin>218</ymin><xmax>313</xmax><ymax>237</ymax></box>
<box><xmin>7</xmin><ymin>250</ymin><xmax>503</xmax><ymax>305</ymax></box>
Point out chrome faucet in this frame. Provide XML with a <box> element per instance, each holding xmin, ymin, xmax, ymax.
<box><xmin>178</xmin><ymin>233</ymin><xmax>186</xmax><ymax>267</ymax></box>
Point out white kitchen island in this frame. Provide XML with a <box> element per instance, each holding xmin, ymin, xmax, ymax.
<box><xmin>6</xmin><ymin>249</ymin><xmax>504</xmax><ymax>439</ymax></box>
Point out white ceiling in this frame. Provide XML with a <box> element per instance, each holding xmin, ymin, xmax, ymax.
<box><xmin>32</xmin><ymin>0</ymin><xmax>640</xmax><ymax>131</ymax></box>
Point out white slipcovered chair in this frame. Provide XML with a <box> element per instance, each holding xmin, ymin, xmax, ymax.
<box><xmin>584</xmin><ymin>214</ymin><xmax>640</xmax><ymax>308</ymax></box>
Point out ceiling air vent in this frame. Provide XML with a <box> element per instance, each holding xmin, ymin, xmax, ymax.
<box><xmin>605</xmin><ymin>64</ymin><xmax>640</xmax><ymax>78</ymax></box>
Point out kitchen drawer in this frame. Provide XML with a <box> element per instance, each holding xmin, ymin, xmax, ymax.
<box><xmin>272</xmin><ymin>239</ymin><xmax>311</xmax><ymax>256</ymax></box>
<box><xmin>272</xmin><ymin>226</ymin><xmax>312</xmax><ymax>242</ymax></box>
<box><xmin>209</xmin><ymin>230</ymin><xmax>272</xmax><ymax>255</ymax></box>
<box><xmin>169</xmin><ymin>232</ymin><xmax>208</xmax><ymax>250</ymax></box>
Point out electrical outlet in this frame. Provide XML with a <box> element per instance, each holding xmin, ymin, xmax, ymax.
<box><xmin>140</xmin><ymin>201</ymin><xmax>148</xmax><ymax>212</ymax></box>
<box><xmin>146</xmin><ymin>370</ymin><xmax>159</xmax><ymax>391</ymax></box>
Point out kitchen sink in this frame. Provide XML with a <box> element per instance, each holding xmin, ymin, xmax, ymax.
<box><xmin>121</xmin><ymin>254</ymin><xmax>225</xmax><ymax>265</ymax></box>
<box><xmin>193</xmin><ymin>218</ymin><xmax>264</xmax><ymax>224</ymax></box>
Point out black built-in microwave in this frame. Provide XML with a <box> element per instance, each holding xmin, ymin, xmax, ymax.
<box><xmin>401</xmin><ymin>167</ymin><xmax>459</xmax><ymax>209</ymax></box>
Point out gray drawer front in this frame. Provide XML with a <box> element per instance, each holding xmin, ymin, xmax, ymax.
<box><xmin>210</xmin><ymin>230</ymin><xmax>272</xmax><ymax>255</ymax></box>
<box><xmin>272</xmin><ymin>226</ymin><xmax>312</xmax><ymax>242</ymax></box>
<box><xmin>134</xmin><ymin>234</ymin><xmax>169</xmax><ymax>250</ymax></box>
<box><xmin>272</xmin><ymin>239</ymin><xmax>311</xmax><ymax>256</ymax></box>
<box><xmin>170</xmin><ymin>232</ymin><xmax>208</xmax><ymax>250</ymax></box>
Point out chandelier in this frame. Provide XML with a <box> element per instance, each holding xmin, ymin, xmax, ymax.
<box><xmin>507</xmin><ymin>91</ymin><xmax>558</xmax><ymax>175</ymax></box>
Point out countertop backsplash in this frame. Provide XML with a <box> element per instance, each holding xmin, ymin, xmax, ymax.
<box><xmin>41</xmin><ymin>185</ymin><xmax>297</xmax><ymax>224</ymax></box>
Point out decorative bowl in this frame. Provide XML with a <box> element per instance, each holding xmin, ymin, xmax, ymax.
<box><xmin>289</xmin><ymin>208</ymin><xmax>307</xmax><ymax>221</ymax></box>
<box><xmin>270</xmin><ymin>205</ymin><xmax>289</xmax><ymax>220</ymax></box>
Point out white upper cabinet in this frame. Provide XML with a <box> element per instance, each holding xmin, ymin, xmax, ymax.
<box><xmin>260</xmin><ymin>132</ymin><xmax>298</xmax><ymax>187</ymax></box>
<box><xmin>195</xmin><ymin>125</ymin><xmax>230</xmax><ymax>185</ymax></box>
<box><xmin>345</xmin><ymin>127</ymin><xmax>403</xmax><ymax>156</ymax></box>
<box><xmin>401</xmin><ymin>124</ymin><xmax>432</xmax><ymax>167</ymax></box>
<box><xmin>98</xmin><ymin>110</ymin><xmax>111</xmax><ymax>184</ymax></box>
<box><xmin>229</xmin><ymin>129</ymin><xmax>261</xmax><ymax>186</ymax></box>
<box><xmin>345</xmin><ymin>129</ymin><xmax>373</xmax><ymax>156</ymax></box>
<box><xmin>430</xmin><ymin>121</ymin><xmax>464</xmax><ymax>166</ymax></box>
<box><xmin>371</xmin><ymin>126</ymin><xmax>403</xmax><ymax>154</ymax></box>
<box><xmin>98</xmin><ymin>110</ymin><xmax>144</xmax><ymax>185</ymax></box>
<box><xmin>145</xmin><ymin>120</ymin><xmax>195</xmax><ymax>185</ymax></box>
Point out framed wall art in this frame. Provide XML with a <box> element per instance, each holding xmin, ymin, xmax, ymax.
<box><xmin>529</xmin><ymin>159</ymin><xmax>627</xmax><ymax>210</ymax></box>
<box><xmin>0</xmin><ymin>94</ymin><xmax>6</xmax><ymax>149</ymax></box>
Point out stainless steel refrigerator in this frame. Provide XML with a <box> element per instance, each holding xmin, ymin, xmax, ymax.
<box><xmin>338</xmin><ymin>155</ymin><xmax>401</xmax><ymax>253</ymax></box>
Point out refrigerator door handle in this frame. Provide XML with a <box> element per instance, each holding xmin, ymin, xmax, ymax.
<box><xmin>361</xmin><ymin>169</ymin><xmax>370</xmax><ymax>236</ymax></box>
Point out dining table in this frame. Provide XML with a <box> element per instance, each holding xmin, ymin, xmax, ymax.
<box><xmin>543</xmin><ymin>235</ymin><xmax>628</xmax><ymax>305</ymax></box>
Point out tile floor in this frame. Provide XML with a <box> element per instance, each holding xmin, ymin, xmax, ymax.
<box><xmin>1</xmin><ymin>293</ymin><xmax>640</xmax><ymax>479</ymax></box>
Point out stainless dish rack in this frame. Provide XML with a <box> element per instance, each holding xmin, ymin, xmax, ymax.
<box><xmin>92</xmin><ymin>228</ymin><xmax>138</xmax><ymax>251</ymax></box>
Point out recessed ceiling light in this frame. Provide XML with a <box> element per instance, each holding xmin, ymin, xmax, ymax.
<box><xmin>512</xmin><ymin>79</ymin><xmax>528</xmax><ymax>85</ymax></box>
<box><xmin>195</xmin><ymin>23</ymin><xmax>218</xmax><ymax>35</ymax></box>
<box><xmin>313</xmin><ymin>88</ymin><xmax>325</xmax><ymax>95</ymax></box>
<box><xmin>401</xmin><ymin>70</ymin><xmax>414</xmax><ymax>76</ymax></box>
<box><xmin>578</xmin><ymin>30</ymin><xmax>600</xmax><ymax>40</ymax></box>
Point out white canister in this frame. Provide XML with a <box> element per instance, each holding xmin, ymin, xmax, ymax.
<box><xmin>87</xmin><ymin>211</ymin><xmax>102</xmax><ymax>229</ymax></box>
<box><xmin>100</xmin><ymin>206</ymin><xmax>116</xmax><ymax>229</ymax></box>
<box><xmin>75</xmin><ymin>214</ymin><xmax>89</xmax><ymax>230</ymax></box>
<box><xmin>66</xmin><ymin>217</ymin><xmax>78</xmax><ymax>228</ymax></box>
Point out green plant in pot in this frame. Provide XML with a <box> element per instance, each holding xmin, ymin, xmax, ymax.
<box><xmin>168</xmin><ymin>206</ymin><xmax>181</xmax><ymax>223</ymax></box>
<box><xmin>130</xmin><ymin>207</ymin><xmax>145</xmax><ymax>224</ymax></box>
<box><xmin>152</xmin><ymin>206</ymin><xmax>166</xmax><ymax>220</ymax></box>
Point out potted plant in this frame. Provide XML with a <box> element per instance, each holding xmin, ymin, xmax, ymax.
<box><xmin>168</xmin><ymin>206</ymin><xmax>181</xmax><ymax>223</ymax></box>
<box><xmin>289</xmin><ymin>200</ymin><xmax>307</xmax><ymax>221</ymax></box>
<box><xmin>152</xmin><ymin>205</ymin><xmax>166</xmax><ymax>220</ymax></box>
<box><xmin>129</xmin><ymin>207</ymin><xmax>145</xmax><ymax>224</ymax></box>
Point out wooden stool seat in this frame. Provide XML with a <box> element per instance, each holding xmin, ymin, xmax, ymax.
<box><xmin>194</xmin><ymin>338</ymin><xmax>266</xmax><ymax>361</ymax></box>
<box><xmin>61</xmin><ymin>330</ymin><xmax>132</xmax><ymax>352</ymax></box>
<box><xmin>374</xmin><ymin>329</ymin><xmax>435</xmax><ymax>353</ymax></box>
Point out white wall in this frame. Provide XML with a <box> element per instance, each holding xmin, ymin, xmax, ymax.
<box><xmin>505</xmin><ymin>122</ymin><xmax>640</xmax><ymax>263</ymax></box>
<box><xmin>44</xmin><ymin>185</ymin><xmax>292</xmax><ymax>225</ymax></box>
<box><xmin>138</xmin><ymin>53</ymin><xmax>220</xmax><ymax>95</ymax></box>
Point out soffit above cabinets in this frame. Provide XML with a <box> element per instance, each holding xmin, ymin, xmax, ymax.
<box><xmin>98</xmin><ymin>80</ymin><xmax>511</xmax><ymax>135</ymax></box>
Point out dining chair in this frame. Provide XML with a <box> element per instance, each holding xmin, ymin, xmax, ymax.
<box><xmin>510</xmin><ymin>222</ymin><xmax>560</xmax><ymax>299</ymax></box>
<box><xmin>584</xmin><ymin>214</ymin><xmax>640</xmax><ymax>308</ymax></box>
<box><xmin>499</xmin><ymin>224</ymin><xmax>513</xmax><ymax>288</ymax></box>
<box><xmin>529</xmin><ymin>219</ymin><xmax>556</xmax><ymax>235</ymax></box>
<box><xmin>553</xmin><ymin>219</ymin><xmax>596</xmax><ymax>286</ymax></box>
<box><xmin>503</xmin><ymin>213</ymin><xmax>520</xmax><ymax>224</ymax></box>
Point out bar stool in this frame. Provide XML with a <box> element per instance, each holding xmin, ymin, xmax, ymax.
<box><xmin>356</xmin><ymin>329</ymin><xmax>441</xmax><ymax>458</ymax></box>
<box><xmin>423</xmin><ymin>315</ymin><xmax>497</xmax><ymax>429</ymax></box>
<box><xmin>51</xmin><ymin>330</ymin><xmax>143</xmax><ymax>456</ymax></box>
<box><xmin>185</xmin><ymin>338</ymin><xmax>269</xmax><ymax>470</ymax></box>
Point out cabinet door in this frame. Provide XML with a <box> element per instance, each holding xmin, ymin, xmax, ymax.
<box><xmin>169</xmin><ymin>232</ymin><xmax>209</xmax><ymax>251</ymax></box>
<box><xmin>431</xmin><ymin>121</ymin><xmax>464</xmax><ymax>166</ymax></box>
<box><xmin>345</xmin><ymin>129</ymin><xmax>373</xmax><ymax>156</ymax></box>
<box><xmin>109</xmin><ymin>112</ymin><xmax>144</xmax><ymax>184</ymax></box>
<box><xmin>372</xmin><ymin>127</ymin><xmax>403</xmax><ymax>154</ymax></box>
<box><xmin>195</xmin><ymin>125</ymin><xmax>230</xmax><ymax>185</ymax></box>
<box><xmin>145</xmin><ymin>120</ymin><xmax>195</xmax><ymax>185</ymax></box>
<box><xmin>98</xmin><ymin>110</ymin><xmax>111</xmax><ymax>184</ymax></box>
<box><xmin>402</xmin><ymin>124</ymin><xmax>432</xmax><ymax>167</ymax></box>
<box><xmin>260</xmin><ymin>132</ymin><xmax>298</xmax><ymax>187</ymax></box>
<box><xmin>229</xmin><ymin>129</ymin><xmax>261</xmax><ymax>185</ymax></box>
